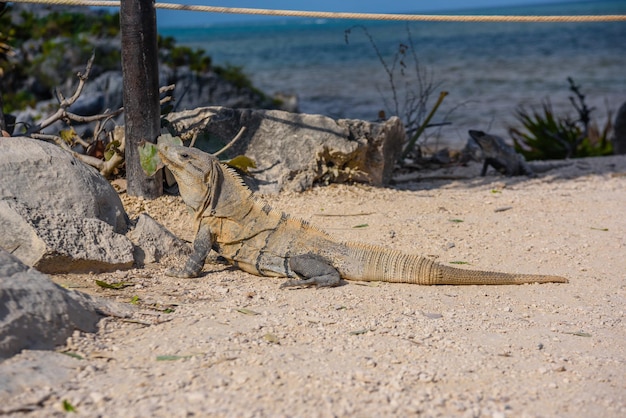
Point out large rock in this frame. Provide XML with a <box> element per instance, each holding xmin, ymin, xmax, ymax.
<box><xmin>612</xmin><ymin>101</ymin><xmax>626</xmax><ymax>155</ymax></box>
<box><xmin>127</xmin><ymin>213</ymin><xmax>191</xmax><ymax>265</ymax></box>
<box><xmin>166</xmin><ymin>107</ymin><xmax>405</xmax><ymax>193</ymax></box>
<box><xmin>0</xmin><ymin>248</ymin><xmax>115</xmax><ymax>360</ymax></box>
<box><xmin>160</xmin><ymin>66</ymin><xmax>278</xmax><ymax>111</ymax></box>
<box><xmin>0</xmin><ymin>199</ymin><xmax>134</xmax><ymax>273</ymax></box>
<box><xmin>0</xmin><ymin>137</ymin><xmax>133</xmax><ymax>273</ymax></box>
<box><xmin>0</xmin><ymin>137</ymin><xmax>127</xmax><ymax>232</ymax></box>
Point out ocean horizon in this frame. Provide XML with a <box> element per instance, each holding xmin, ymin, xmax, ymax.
<box><xmin>161</xmin><ymin>0</ymin><xmax>626</xmax><ymax>150</ymax></box>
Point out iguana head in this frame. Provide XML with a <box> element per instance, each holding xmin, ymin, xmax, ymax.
<box><xmin>469</xmin><ymin>130</ymin><xmax>498</xmax><ymax>154</ymax></box>
<box><xmin>157</xmin><ymin>144</ymin><xmax>220</xmax><ymax>213</ymax></box>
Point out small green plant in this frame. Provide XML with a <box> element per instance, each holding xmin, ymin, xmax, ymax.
<box><xmin>214</xmin><ymin>64</ymin><xmax>254</xmax><ymax>90</ymax></box>
<box><xmin>345</xmin><ymin>24</ymin><xmax>448</xmax><ymax>160</ymax></box>
<box><xmin>213</xmin><ymin>64</ymin><xmax>269</xmax><ymax>103</ymax></box>
<box><xmin>510</xmin><ymin>78</ymin><xmax>613</xmax><ymax>160</ymax></box>
<box><xmin>158</xmin><ymin>35</ymin><xmax>212</xmax><ymax>72</ymax></box>
<box><xmin>62</xmin><ymin>399</ymin><xmax>76</xmax><ymax>412</ymax></box>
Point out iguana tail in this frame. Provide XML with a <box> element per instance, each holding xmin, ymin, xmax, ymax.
<box><xmin>433</xmin><ymin>264</ymin><xmax>568</xmax><ymax>285</ymax></box>
<box><xmin>341</xmin><ymin>243</ymin><xmax>568</xmax><ymax>285</ymax></box>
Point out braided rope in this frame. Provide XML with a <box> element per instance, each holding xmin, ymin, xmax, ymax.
<box><xmin>9</xmin><ymin>0</ymin><xmax>626</xmax><ymax>22</ymax></box>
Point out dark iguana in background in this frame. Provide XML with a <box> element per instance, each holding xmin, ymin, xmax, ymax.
<box><xmin>468</xmin><ymin>130</ymin><xmax>535</xmax><ymax>176</ymax></box>
<box><xmin>156</xmin><ymin>143</ymin><xmax>568</xmax><ymax>287</ymax></box>
<box><xmin>468</xmin><ymin>130</ymin><xmax>573</xmax><ymax>177</ymax></box>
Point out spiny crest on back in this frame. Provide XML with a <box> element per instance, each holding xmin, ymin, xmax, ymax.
<box><xmin>219</xmin><ymin>162</ymin><xmax>253</xmax><ymax>198</ymax></box>
<box><xmin>217</xmin><ymin>155</ymin><xmax>337</xmax><ymax>240</ymax></box>
<box><xmin>241</xmin><ymin>189</ymin><xmax>334</xmax><ymax>239</ymax></box>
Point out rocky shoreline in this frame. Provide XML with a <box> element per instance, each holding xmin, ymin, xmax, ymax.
<box><xmin>3</xmin><ymin>3</ymin><xmax>296</xmax><ymax>139</ymax></box>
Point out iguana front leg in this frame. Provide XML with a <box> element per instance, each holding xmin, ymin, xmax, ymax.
<box><xmin>166</xmin><ymin>223</ymin><xmax>212</xmax><ymax>278</ymax></box>
<box><xmin>481</xmin><ymin>159</ymin><xmax>490</xmax><ymax>176</ymax></box>
<box><xmin>280</xmin><ymin>253</ymin><xmax>341</xmax><ymax>288</ymax></box>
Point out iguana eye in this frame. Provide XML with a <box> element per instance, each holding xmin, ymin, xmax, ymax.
<box><xmin>180</xmin><ymin>152</ymin><xmax>189</xmax><ymax>158</ymax></box>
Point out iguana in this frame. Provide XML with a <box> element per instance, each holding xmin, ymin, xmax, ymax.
<box><xmin>468</xmin><ymin>130</ymin><xmax>535</xmax><ymax>177</ymax></box>
<box><xmin>157</xmin><ymin>143</ymin><xmax>568</xmax><ymax>287</ymax></box>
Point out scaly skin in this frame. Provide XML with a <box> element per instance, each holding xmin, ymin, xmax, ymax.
<box><xmin>158</xmin><ymin>143</ymin><xmax>568</xmax><ymax>287</ymax></box>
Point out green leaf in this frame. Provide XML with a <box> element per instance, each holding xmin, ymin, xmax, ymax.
<box><xmin>449</xmin><ymin>261</ymin><xmax>469</xmax><ymax>265</ymax></box>
<box><xmin>156</xmin><ymin>133</ymin><xmax>183</xmax><ymax>146</ymax></box>
<box><xmin>349</xmin><ymin>329</ymin><xmax>369</xmax><ymax>335</ymax></box>
<box><xmin>352</xmin><ymin>223</ymin><xmax>369</xmax><ymax>229</ymax></box>
<box><xmin>138</xmin><ymin>141</ymin><xmax>161</xmax><ymax>176</ymax></box>
<box><xmin>104</xmin><ymin>140</ymin><xmax>121</xmax><ymax>161</ymax></box>
<box><xmin>59</xmin><ymin>128</ymin><xmax>76</xmax><ymax>144</ymax></box>
<box><xmin>62</xmin><ymin>399</ymin><xmax>76</xmax><ymax>412</ymax></box>
<box><xmin>95</xmin><ymin>280</ymin><xmax>133</xmax><ymax>290</ymax></box>
<box><xmin>225</xmin><ymin>155</ymin><xmax>256</xmax><ymax>173</ymax></box>
<box><xmin>156</xmin><ymin>354</ymin><xmax>191</xmax><ymax>361</ymax></box>
<box><xmin>449</xmin><ymin>219</ymin><xmax>464</xmax><ymax>223</ymax></box>
<box><xmin>590</xmin><ymin>227</ymin><xmax>608</xmax><ymax>231</ymax></box>
<box><xmin>566</xmin><ymin>331</ymin><xmax>592</xmax><ymax>337</ymax></box>
<box><xmin>235</xmin><ymin>308</ymin><xmax>260</xmax><ymax>316</ymax></box>
<box><xmin>263</xmin><ymin>333</ymin><xmax>279</xmax><ymax>344</ymax></box>
<box><xmin>129</xmin><ymin>295</ymin><xmax>140</xmax><ymax>305</ymax></box>
<box><xmin>61</xmin><ymin>352</ymin><xmax>84</xmax><ymax>360</ymax></box>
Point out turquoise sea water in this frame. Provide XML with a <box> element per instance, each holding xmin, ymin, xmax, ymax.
<box><xmin>161</xmin><ymin>0</ymin><xmax>626</xmax><ymax>148</ymax></box>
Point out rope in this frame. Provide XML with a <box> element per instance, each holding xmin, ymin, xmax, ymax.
<box><xmin>9</xmin><ymin>0</ymin><xmax>626</xmax><ymax>23</ymax></box>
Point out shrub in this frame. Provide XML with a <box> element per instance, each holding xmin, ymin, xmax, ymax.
<box><xmin>345</xmin><ymin>24</ymin><xmax>448</xmax><ymax>160</ymax></box>
<box><xmin>510</xmin><ymin>78</ymin><xmax>613</xmax><ymax>160</ymax></box>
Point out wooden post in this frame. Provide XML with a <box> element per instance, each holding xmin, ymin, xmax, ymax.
<box><xmin>120</xmin><ymin>0</ymin><xmax>162</xmax><ymax>198</ymax></box>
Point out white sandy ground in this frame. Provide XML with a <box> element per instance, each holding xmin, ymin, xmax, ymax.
<box><xmin>1</xmin><ymin>156</ymin><xmax>625</xmax><ymax>417</ymax></box>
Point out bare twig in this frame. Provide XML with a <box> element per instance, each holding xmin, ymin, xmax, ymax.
<box><xmin>73</xmin><ymin>134</ymin><xmax>91</xmax><ymax>149</ymax></box>
<box><xmin>402</xmin><ymin>91</ymin><xmax>449</xmax><ymax>160</ymax></box>
<box><xmin>30</xmin><ymin>133</ymin><xmax>72</xmax><ymax>150</ymax></box>
<box><xmin>73</xmin><ymin>153</ymin><xmax>107</xmax><ymax>170</ymax></box>
<box><xmin>159</xmin><ymin>84</ymin><xmax>175</xmax><ymax>95</ymax></box>
<box><xmin>189</xmin><ymin>132</ymin><xmax>199</xmax><ymax>148</ymax></box>
<box><xmin>97</xmin><ymin>126</ymin><xmax>126</xmax><ymax>177</ymax></box>
<box><xmin>346</xmin><ymin>25</ymin><xmax>400</xmax><ymax>117</ymax></box>
<box><xmin>21</xmin><ymin>57</ymin><xmax>180</xmax><ymax>177</ymax></box>
<box><xmin>33</xmin><ymin>127</ymin><xmax>125</xmax><ymax>177</ymax></box>
<box><xmin>26</xmin><ymin>53</ymin><xmax>126</xmax><ymax>137</ymax></box>
<box><xmin>27</xmin><ymin>53</ymin><xmax>96</xmax><ymax>134</ymax></box>
<box><xmin>346</xmin><ymin>24</ymin><xmax>448</xmax><ymax>157</ymax></box>
<box><xmin>212</xmin><ymin>127</ymin><xmax>247</xmax><ymax>157</ymax></box>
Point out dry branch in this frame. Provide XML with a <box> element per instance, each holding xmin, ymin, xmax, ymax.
<box><xmin>26</xmin><ymin>53</ymin><xmax>122</xmax><ymax>135</ymax></box>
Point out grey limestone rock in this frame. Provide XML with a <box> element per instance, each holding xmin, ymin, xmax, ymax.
<box><xmin>166</xmin><ymin>106</ymin><xmax>405</xmax><ymax>193</ymax></box>
<box><xmin>0</xmin><ymin>248</ymin><xmax>114</xmax><ymax>360</ymax></box>
<box><xmin>128</xmin><ymin>213</ymin><xmax>191</xmax><ymax>265</ymax></box>
<box><xmin>1</xmin><ymin>199</ymin><xmax>134</xmax><ymax>273</ymax></box>
<box><xmin>0</xmin><ymin>137</ymin><xmax>127</xmax><ymax>233</ymax></box>
<box><xmin>0</xmin><ymin>137</ymin><xmax>133</xmax><ymax>273</ymax></box>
